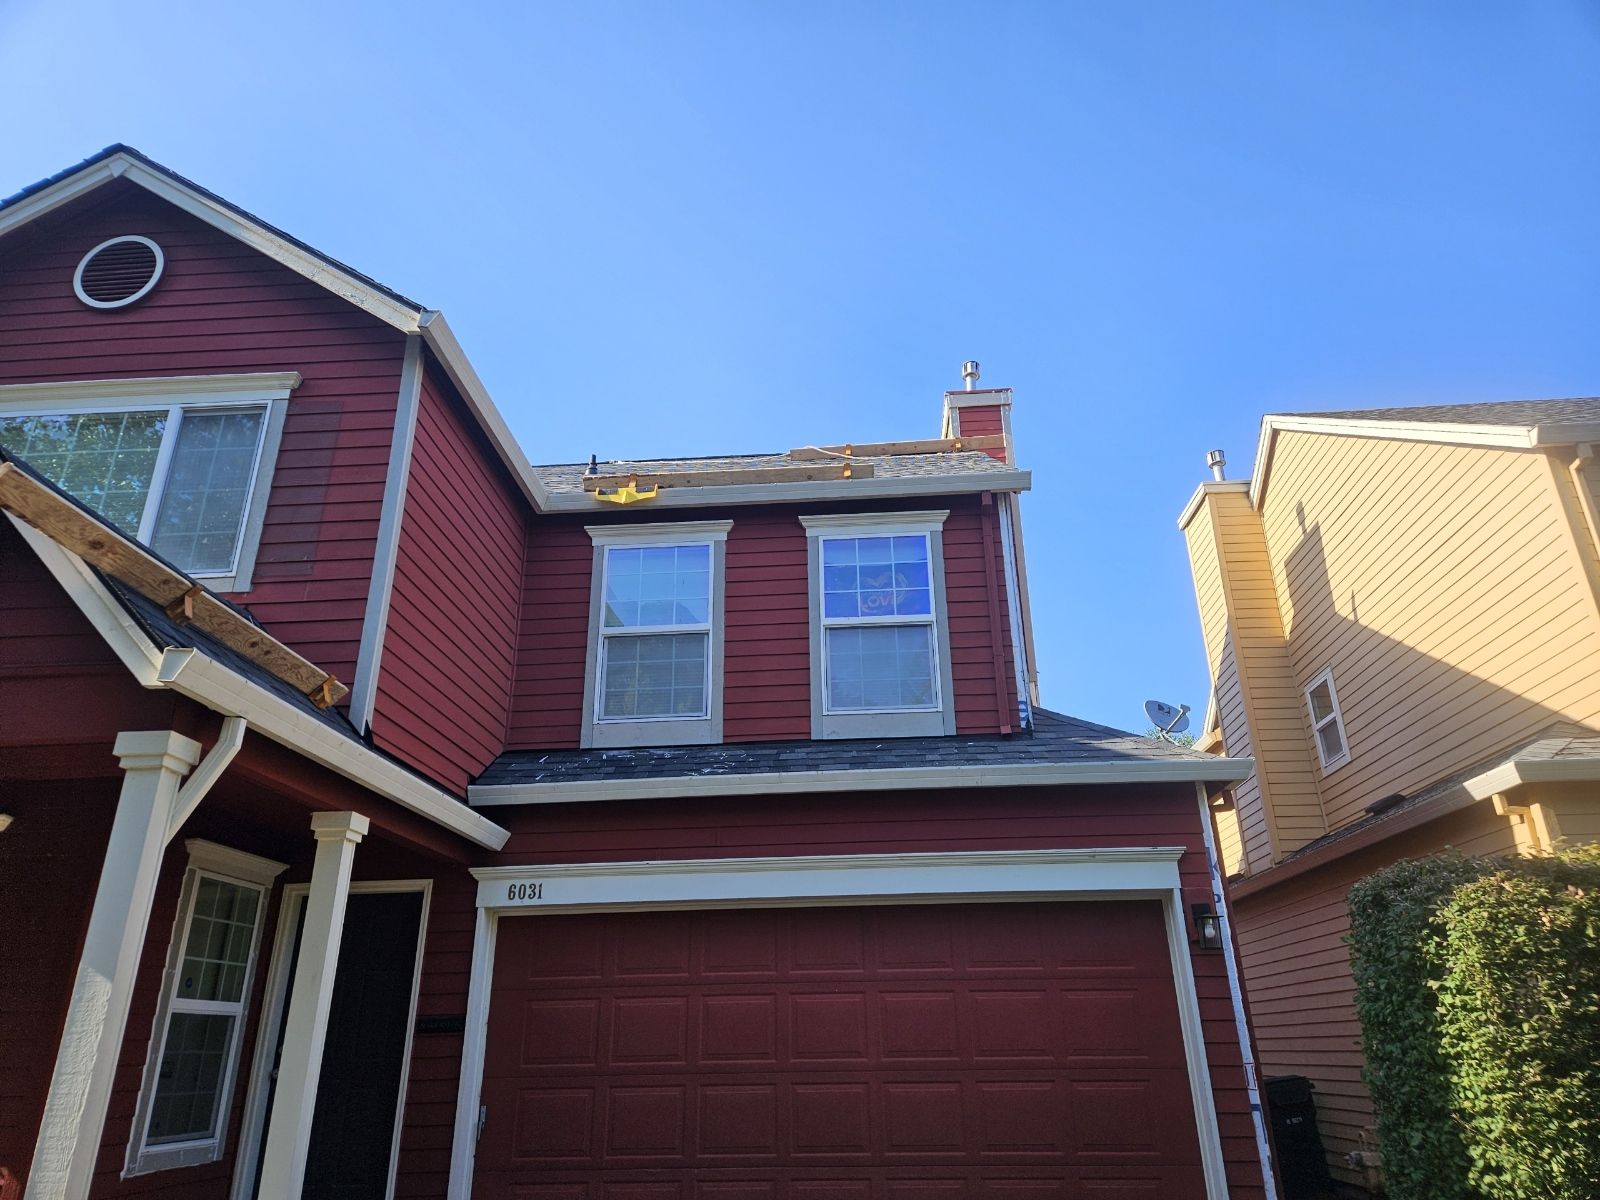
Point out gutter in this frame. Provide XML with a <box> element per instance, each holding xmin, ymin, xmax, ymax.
<box><xmin>537</xmin><ymin>469</ymin><xmax>1032</xmax><ymax>513</ymax></box>
<box><xmin>470</xmin><ymin>754</ymin><xmax>1256</xmax><ymax>807</ymax></box>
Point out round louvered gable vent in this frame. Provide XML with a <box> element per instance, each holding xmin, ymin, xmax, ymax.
<box><xmin>74</xmin><ymin>235</ymin><xmax>165</xmax><ymax>309</ymax></box>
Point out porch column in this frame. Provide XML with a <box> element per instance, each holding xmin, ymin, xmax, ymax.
<box><xmin>257</xmin><ymin>811</ymin><xmax>369</xmax><ymax>1200</ymax></box>
<box><xmin>26</xmin><ymin>731</ymin><xmax>201</xmax><ymax>1200</ymax></box>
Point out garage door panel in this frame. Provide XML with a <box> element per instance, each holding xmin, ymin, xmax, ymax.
<box><xmin>479</xmin><ymin>903</ymin><xmax>1206</xmax><ymax>1200</ymax></box>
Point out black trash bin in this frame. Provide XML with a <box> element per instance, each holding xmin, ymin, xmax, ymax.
<box><xmin>1265</xmin><ymin>1074</ymin><xmax>1335</xmax><ymax>1199</ymax></box>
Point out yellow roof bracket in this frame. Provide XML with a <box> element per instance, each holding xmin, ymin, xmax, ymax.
<box><xmin>594</xmin><ymin>476</ymin><xmax>660</xmax><ymax>505</ymax></box>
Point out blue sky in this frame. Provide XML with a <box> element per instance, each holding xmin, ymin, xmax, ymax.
<box><xmin>5</xmin><ymin>2</ymin><xmax>1599</xmax><ymax>731</ymax></box>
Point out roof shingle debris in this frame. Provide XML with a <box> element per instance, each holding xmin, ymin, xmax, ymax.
<box><xmin>476</xmin><ymin>707</ymin><xmax>1220</xmax><ymax>788</ymax></box>
<box><xmin>534</xmin><ymin>449</ymin><xmax>1019</xmax><ymax>494</ymax></box>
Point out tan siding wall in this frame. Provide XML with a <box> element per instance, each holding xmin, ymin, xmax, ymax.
<box><xmin>1184</xmin><ymin>488</ymin><xmax>1326</xmax><ymax>870</ymax></box>
<box><xmin>1259</xmin><ymin>432</ymin><xmax>1600</xmax><ymax>832</ymax></box>
<box><xmin>1233</xmin><ymin>802</ymin><xmax>1522</xmax><ymax>1187</ymax></box>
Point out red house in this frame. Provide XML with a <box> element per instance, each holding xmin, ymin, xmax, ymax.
<box><xmin>0</xmin><ymin>147</ymin><xmax>1274</xmax><ymax>1200</ymax></box>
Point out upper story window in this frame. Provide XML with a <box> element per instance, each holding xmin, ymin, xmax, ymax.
<box><xmin>582</xmin><ymin>520</ymin><xmax>732</xmax><ymax>748</ymax></box>
<box><xmin>0</xmin><ymin>373</ymin><xmax>298</xmax><ymax>591</ymax></box>
<box><xmin>802</xmin><ymin>510</ymin><xmax>957</xmax><ymax>740</ymax></box>
<box><xmin>127</xmin><ymin>841</ymin><xmax>285</xmax><ymax>1176</ymax></box>
<box><xmin>1305</xmin><ymin>667</ymin><xmax>1351</xmax><ymax>772</ymax></box>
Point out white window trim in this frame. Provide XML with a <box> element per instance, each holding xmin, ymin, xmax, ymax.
<box><xmin>0</xmin><ymin>372</ymin><xmax>300</xmax><ymax>591</ymax></box>
<box><xmin>1305</xmin><ymin>667</ymin><xmax>1351</xmax><ymax>773</ymax></box>
<box><xmin>449</xmin><ymin>846</ymin><xmax>1233</xmax><ymax>1200</ymax></box>
<box><xmin>125</xmin><ymin>840</ymin><xmax>286</xmax><ymax>1178</ymax></box>
<box><xmin>801</xmin><ymin>510</ymin><xmax>956</xmax><ymax>739</ymax></box>
<box><xmin>580</xmin><ymin>520</ymin><xmax>732</xmax><ymax>748</ymax></box>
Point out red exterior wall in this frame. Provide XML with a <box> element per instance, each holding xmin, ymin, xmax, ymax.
<box><xmin>475</xmin><ymin>783</ymin><xmax>1266</xmax><ymax>1199</ymax></box>
<box><xmin>0</xmin><ymin>181</ymin><xmax>407</xmax><ymax>687</ymax></box>
<box><xmin>369</xmin><ymin>362</ymin><xmax>527</xmax><ymax>794</ymax></box>
<box><xmin>506</xmin><ymin>494</ymin><xmax>1022</xmax><ymax>749</ymax></box>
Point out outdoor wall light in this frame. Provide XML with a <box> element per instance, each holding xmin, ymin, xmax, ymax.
<box><xmin>0</xmin><ymin>812</ymin><xmax>12</xmax><ymax>833</ymax></box>
<box><xmin>1191</xmin><ymin>903</ymin><xmax>1224</xmax><ymax>951</ymax></box>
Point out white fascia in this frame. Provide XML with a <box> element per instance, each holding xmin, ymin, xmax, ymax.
<box><xmin>540</xmin><ymin>470</ymin><xmax>1031</xmax><ymax>514</ymax></box>
<box><xmin>469</xmin><ymin>754</ymin><xmax>1256</xmax><ymax>807</ymax></box>
<box><xmin>11</xmin><ymin>516</ymin><xmax>508</xmax><ymax>850</ymax></box>
<box><xmin>1243</xmin><ymin>413</ymin><xmax>1599</xmax><ymax>509</ymax></box>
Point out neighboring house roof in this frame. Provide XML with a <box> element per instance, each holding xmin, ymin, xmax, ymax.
<box><xmin>1239</xmin><ymin>394</ymin><xmax>1600</xmax><ymax>510</ymax></box>
<box><xmin>1233</xmin><ymin>721</ymin><xmax>1600</xmax><ymax>896</ymax></box>
<box><xmin>470</xmin><ymin>707</ymin><xmax>1252</xmax><ymax>805</ymax></box>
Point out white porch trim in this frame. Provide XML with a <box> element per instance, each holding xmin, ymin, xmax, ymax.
<box><xmin>257</xmin><ymin>812</ymin><xmax>369</xmax><ymax>1200</ymax></box>
<box><xmin>25</xmin><ymin>731</ymin><xmax>202</xmax><ymax>1200</ymax></box>
<box><xmin>447</xmin><ymin>847</ymin><xmax>1230</xmax><ymax>1200</ymax></box>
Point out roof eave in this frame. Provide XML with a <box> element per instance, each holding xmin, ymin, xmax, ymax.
<box><xmin>468</xmin><ymin>754</ymin><xmax>1255</xmax><ymax>806</ymax></box>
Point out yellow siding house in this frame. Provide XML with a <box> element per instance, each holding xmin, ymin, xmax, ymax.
<box><xmin>1178</xmin><ymin>397</ymin><xmax>1600</xmax><ymax>1191</ymax></box>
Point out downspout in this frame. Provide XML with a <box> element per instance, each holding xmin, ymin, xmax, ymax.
<box><xmin>996</xmin><ymin>492</ymin><xmax>1033</xmax><ymax>729</ymax></box>
<box><xmin>1194</xmin><ymin>781</ymin><xmax>1279</xmax><ymax>1200</ymax></box>
<box><xmin>166</xmin><ymin>716</ymin><xmax>246</xmax><ymax>841</ymax></box>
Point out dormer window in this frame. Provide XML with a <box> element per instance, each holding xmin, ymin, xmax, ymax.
<box><xmin>0</xmin><ymin>373</ymin><xmax>297</xmax><ymax>591</ymax></box>
<box><xmin>581</xmin><ymin>521</ymin><xmax>732</xmax><ymax>748</ymax></box>
<box><xmin>802</xmin><ymin>511</ymin><xmax>957</xmax><ymax>739</ymax></box>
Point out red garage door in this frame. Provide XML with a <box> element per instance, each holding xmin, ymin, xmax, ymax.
<box><xmin>476</xmin><ymin>901</ymin><xmax>1206</xmax><ymax>1200</ymax></box>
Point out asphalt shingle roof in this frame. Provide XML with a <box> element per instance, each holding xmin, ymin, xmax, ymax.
<box><xmin>1290</xmin><ymin>397</ymin><xmax>1600</xmax><ymax>427</ymax></box>
<box><xmin>475</xmin><ymin>707</ymin><xmax>1219</xmax><ymax>788</ymax></box>
<box><xmin>533</xmin><ymin>449</ymin><xmax>1019</xmax><ymax>494</ymax></box>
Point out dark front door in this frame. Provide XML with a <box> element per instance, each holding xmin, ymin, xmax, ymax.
<box><xmin>300</xmin><ymin>889</ymin><xmax>425</xmax><ymax>1200</ymax></box>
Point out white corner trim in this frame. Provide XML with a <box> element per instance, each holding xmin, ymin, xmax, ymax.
<box><xmin>447</xmin><ymin>907</ymin><xmax>495</xmax><ymax>1200</ymax></box>
<box><xmin>1176</xmin><ymin>479</ymin><xmax>1250</xmax><ymax>530</ymax></box>
<box><xmin>585</xmin><ymin>519</ymin><xmax>733</xmax><ymax>546</ymax></box>
<box><xmin>540</xmin><ymin>470</ymin><xmax>1031</xmax><ymax>513</ymax></box>
<box><xmin>469</xmin><ymin>755</ymin><xmax>1255</xmax><ymax>807</ymax></box>
<box><xmin>0</xmin><ymin>371</ymin><xmax>302</xmax><ymax>407</ymax></box>
<box><xmin>471</xmin><ymin>846</ymin><xmax>1185</xmax><ymax>911</ymax></box>
<box><xmin>941</xmin><ymin>387</ymin><xmax>1013</xmax><ymax>410</ymax></box>
<box><xmin>349</xmin><ymin>336</ymin><xmax>426</xmax><ymax>735</ymax></box>
<box><xmin>156</xmin><ymin>647</ymin><xmax>508</xmax><ymax>850</ymax></box>
<box><xmin>799</xmin><ymin>509</ymin><xmax>949</xmax><ymax>535</ymax></box>
<box><xmin>183</xmin><ymin>838</ymin><xmax>288</xmax><ymax>886</ymax></box>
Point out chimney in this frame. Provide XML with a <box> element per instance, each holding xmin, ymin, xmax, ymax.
<box><xmin>941</xmin><ymin>360</ymin><xmax>1014</xmax><ymax>464</ymax></box>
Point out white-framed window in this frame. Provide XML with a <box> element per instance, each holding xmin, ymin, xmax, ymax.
<box><xmin>581</xmin><ymin>520</ymin><xmax>731</xmax><ymax>748</ymax></box>
<box><xmin>1305</xmin><ymin>667</ymin><xmax>1351</xmax><ymax>772</ymax></box>
<box><xmin>802</xmin><ymin>510</ymin><xmax>957</xmax><ymax>740</ymax></box>
<box><xmin>126</xmin><ymin>841</ymin><xmax>286</xmax><ymax>1177</ymax></box>
<box><xmin>0</xmin><ymin>373</ymin><xmax>298</xmax><ymax>591</ymax></box>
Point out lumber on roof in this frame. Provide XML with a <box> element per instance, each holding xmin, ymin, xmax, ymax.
<box><xmin>583</xmin><ymin>461</ymin><xmax>875</xmax><ymax>492</ymax></box>
<box><xmin>787</xmin><ymin>434</ymin><xmax>1006</xmax><ymax>461</ymax></box>
<box><xmin>0</xmin><ymin>462</ymin><xmax>348</xmax><ymax>706</ymax></box>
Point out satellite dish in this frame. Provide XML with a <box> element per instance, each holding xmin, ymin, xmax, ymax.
<box><xmin>1144</xmin><ymin>699</ymin><xmax>1191</xmax><ymax>737</ymax></box>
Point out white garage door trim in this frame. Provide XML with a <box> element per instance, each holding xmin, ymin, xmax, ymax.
<box><xmin>447</xmin><ymin>847</ymin><xmax>1226</xmax><ymax>1200</ymax></box>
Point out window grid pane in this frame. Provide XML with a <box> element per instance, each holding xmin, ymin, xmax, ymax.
<box><xmin>826</xmin><ymin>624</ymin><xmax>937</xmax><ymax>712</ymax></box>
<box><xmin>147</xmin><ymin>1012</ymin><xmax>233</xmax><ymax>1144</ymax></box>
<box><xmin>601</xmin><ymin>631</ymin><xmax>709</xmax><ymax>719</ymax></box>
<box><xmin>176</xmin><ymin>878</ymin><xmax>259</xmax><ymax>1004</ymax></box>
<box><xmin>821</xmin><ymin>534</ymin><xmax>932</xmax><ymax>621</ymax></box>
<box><xmin>604</xmin><ymin>544</ymin><xmax>711</xmax><ymax>629</ymax></box>
<box><xmin>1317</xmin><ymin>722</ymin><xmax>1345</xmax><ymax>762</ymax></box>
<box><xmin>149</xmin><ymin>409</ymin><xmax>265</xmax><ymax>573</ymax></box>
<box><xmin>0</xmin><ymin>410</ymin><xmax>166</xmax><ymax>532</ymax></box>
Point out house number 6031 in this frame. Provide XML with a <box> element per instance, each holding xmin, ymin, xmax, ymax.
<box><xmin>507</xmin><ymin>882</ymin><xmax>544</xmax><ymax>901</ymax></box>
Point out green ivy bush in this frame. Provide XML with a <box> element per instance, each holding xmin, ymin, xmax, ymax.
<box><xmin>1348</xmin><ymin>845</ymin><xmax>1600</xmax><ymax>1200</ymax></box>
<box><xmin>1427</xmin><ymin>845</ymin><xmax>1600</xmax><ymax>1200</ymax></box>
<box><xmin>1348</xmin><ymin>851</ymin><xmax>1487</xmax><ymax>1200</ymax></box>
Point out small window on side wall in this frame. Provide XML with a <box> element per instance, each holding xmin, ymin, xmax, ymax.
<box><xmin>1305</xmin><ymin>668</ymin><xmax>1350</xmax><ymax>772</ymax></box>
<box><xmin>802</xmin><ymin>510</ymin><xmax>957</xmax><ymax>740</ymax></box>
<box><xmin>126</xmin><ymin>841</ymin><xmax>286</xmax><ymax>1177</ymax></box>
<box><xmin>582</xmin><ymin>521</ymin><xmax>732</xmax><ymax>748</ymax></box>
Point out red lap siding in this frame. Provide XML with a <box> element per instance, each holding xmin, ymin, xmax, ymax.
<box><xmin>0</xmin><ymin>181</ymin><xmax>407</xmax><ymax>686</ymax></box>
<box><xmin>507</xmin><ymin>496</ymin><xmax>1021</xmax><ymax>749</ymax></box>
<box><xmin>370</xmin><ymin>365</ymin><xmax>527</xmax><ymax>794</ymax></box>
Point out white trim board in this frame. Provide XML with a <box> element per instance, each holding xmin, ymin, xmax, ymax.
<box><xmin>447</xmin><ymin>846</ymin><xmax>1230</xmax><ymax>1200</ymax></box>
<box><xmin>469</xmin><ymin>754</ymin><xmax>1255</xmax><ymax>806</ymax></box>
<box><xmin>12</xmin><ymin>519</ymin><xmax>508</xmax><ymax>849</ymax></box>
<box><xmin>231</xmin><ymin>879</ymin><xmax>431</xmax><ymax>1200</ymax></box>
<box><xmin>538</xmin><ymin>470</ymin><xmax>1031</xmax><ymax>513</ymax></box>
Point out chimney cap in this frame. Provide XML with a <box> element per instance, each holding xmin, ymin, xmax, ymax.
<box><xmin>961</xmin><ymin>360</ymin><xmax>981</xmax><ymax>390</ymax></box>
<box><xmin>1206</xmin><ymin>449</ymin><xmax>1226</xmax><ymax>480</ymax></box>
